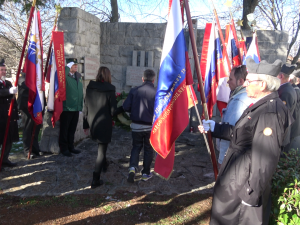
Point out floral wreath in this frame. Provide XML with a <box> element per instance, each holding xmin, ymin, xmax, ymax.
<box><xmin>113</xmin><ymin>92</ymin><xmax>131</xmax><ymax>131</ymax></box>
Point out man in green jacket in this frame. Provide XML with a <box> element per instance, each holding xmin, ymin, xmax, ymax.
<box><xmin>59</xmin><ymin>58</ymin><xmax>83</xmax><ymax>157</ymax></box>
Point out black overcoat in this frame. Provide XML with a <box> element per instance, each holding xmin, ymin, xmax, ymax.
<box><xmin>83</xmin><ymin>81</ymin><xmax>117</xmax><ymax>144</ymax></box>
<box><xmin>210</xmin><ymin>92</ymin><xmax>293</xmax><ymax>225</ymax></box>
<box><xmin>277</xmin><ymin>82</ymin><xmax>297</xmax><ymax>146</ymax></box>
<box><xmin>291</xmin><ymin>84</ymin><xmax>300</xmax><ymax>139</ymax></box>
<box><xmin>0</xmin><ymin>80</ymin><xmax>19</xmax><ymax>144</ymax></box>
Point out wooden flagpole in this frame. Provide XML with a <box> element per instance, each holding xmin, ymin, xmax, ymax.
<box><xmin>209</xmin><ymin>0</ymin><xmax>231</xmax><ymax>72</ymax></box>
<box><xmin>183</xmin><ymin>0</ymin><xmax>219</xmax><ymax>180</ymax></box>
<box><xmin>0</xmin><ymin>0</ymin><xmax>37</xmax><ymax>171</ymax></box>
<box><xmin>43</xmin><ymin>5</ymin><xmax>62</xmax><ymax>82</ymax></box>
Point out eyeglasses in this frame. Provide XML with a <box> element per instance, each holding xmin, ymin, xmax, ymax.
<box><xmin>244</xmin><ymin>79</ymin><xmax>262</xmax><ymax>86</ymax></box>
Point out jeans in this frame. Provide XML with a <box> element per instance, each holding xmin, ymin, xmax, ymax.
<box><xmin>129</xmin><ymin>131</ymin><xmax>154</xmax><ymax>175</ymax></box>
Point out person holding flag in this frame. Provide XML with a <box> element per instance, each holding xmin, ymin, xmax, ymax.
<box><xmin>59</xmin><ymin>59</ymin><xmax>83</xmax><ymax>157</ymax></box>
<box><xmin>199</xmin><ymin>58</ymin><xmax>293</xmax><ymax>225</ymax></box>
<box><xmin>0</xmin><ymin>59</ymin><xmax>19</xmax><ymax>167</ymax></box>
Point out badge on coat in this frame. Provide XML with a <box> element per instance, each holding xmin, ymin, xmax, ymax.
<box><xmin>263</xmin><ymin>127</ymin><xmax>272</xmax><ymax>136</ymax></box>
<box><xmin>283</xmin><ymin>101</ymin><xmax>286</xmax><ymax>105</ymax></box>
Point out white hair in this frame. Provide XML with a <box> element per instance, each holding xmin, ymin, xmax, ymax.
<box><xmin>289</xmin><ymin>74</ymin><xmax>297</xmax><ymax>84</ymax></box>
<box><xmin>247</xmin><ymin>73</ymin><xmax>281</xmax><ymax>92</ymax></box>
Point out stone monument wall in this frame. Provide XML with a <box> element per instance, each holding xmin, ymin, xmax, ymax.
<box><xmin>40</xmin><ymin>8</ymin><xmax>101</xmax><ymax>153</ymax></box>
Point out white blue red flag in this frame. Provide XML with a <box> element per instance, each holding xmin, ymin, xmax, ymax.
<box><xmin>243</xmin><ymin>32</ymin><xmax>260</xmax><ymax>64</ymax></box>
<box><xmin>47</xmin><ymin>48</ymin><xmax>63</xmax><ymax>127</ymax></box>
<box><xmin>200</xmin><ymin>22</ymin><xmax>228</xmax><ymax>118</ymax></box>
<box><xmin>24</xmin><ymin>9</ymin><xmax>44</xmax><ymax>125</ymax></box>
<box><xmin>150</xmin><ymin>0</ymin><xmax>196</xmax><ymax>179</ymax></box>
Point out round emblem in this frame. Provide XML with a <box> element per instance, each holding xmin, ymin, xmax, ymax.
<box><xmin>263</xmin><ymin>127</ymin><xmax>272</xmax><ymax>136</ymax></box>
<box><xmin>283</xmin><ymin>101</ymin><xmax>286</xmax><ymax>105</ymax></box>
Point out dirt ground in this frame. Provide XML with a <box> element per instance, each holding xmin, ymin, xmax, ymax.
<box><xmin>0</xmin><ymin>191</ymin><xmax>212</xmax><ymax>225</ymax></box>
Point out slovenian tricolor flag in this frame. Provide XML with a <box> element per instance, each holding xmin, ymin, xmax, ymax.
<box><xmin>243</xmin><ymin>32</ymin><xmax>261</xmax><ymax>64</ymax></box>
<box><xmin>47</xmin><ymin>48</ymin><xmax>63</xmax><ymax>127</ymax></box>
<box><xmin>24</xmin><ymin>9</ymin><xmax>44</xmax><ymax>125</ymax></box>
<box><xmin>150</xmin><ymin>0</ymin><xmax>195</xmax><ymax>179</ymax></box>
<box><xmin>200</xmin><ymin>22</ymin><xmax>229</xmax><ymax>118</ymax></box>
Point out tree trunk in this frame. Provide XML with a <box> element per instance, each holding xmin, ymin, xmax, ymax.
<box><xmin>110</xmin><ymin>0</ymin><xmax>118</xmax><ymax>23</ymax></box>
<box><xmin>292</xmin><ymin>45</ymin><xmax>300</xmax><ymax>64</ymax></box>
<box><xmin>242</xmin><ymin>0</ymin><xmax>259</xmax><ymax>30</ymax></box>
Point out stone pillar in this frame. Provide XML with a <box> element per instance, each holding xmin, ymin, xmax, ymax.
<box><xmin>40</xmin><ymin>7</ymin><xmax>101</xmax><ymax>153</ymax></box>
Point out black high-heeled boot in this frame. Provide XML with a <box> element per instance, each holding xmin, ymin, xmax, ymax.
<box><xmin>91</xmin><ymin>172</ymin><xmax>104</xmax><ymax>189</ymax></box>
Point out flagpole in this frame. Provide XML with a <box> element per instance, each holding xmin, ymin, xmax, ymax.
<box><xmin>183</xmin><ymin>0</ymin><xmax>218</xmax><ymax>180</ymax></box>
<box><xmin>209</xmin><ymin>0</ymin><xmax>231</xmax><ymax>73</ymax></box>
<box><xmin>44</xmin><ymin>5</ymin><xmax>62</xmax><ymax>82</ymax></box>
<box><xmin>0</xmin><ymin>0</ymin><xmax>37</xmax><ymax>171</ymax></box>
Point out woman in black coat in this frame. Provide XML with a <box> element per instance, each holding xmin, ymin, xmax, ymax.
<box><xmin>83</xmin><ymin>67</ymin><xmax>118</xmax><ymax>189</ymax></box>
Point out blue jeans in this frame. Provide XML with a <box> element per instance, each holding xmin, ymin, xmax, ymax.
<box><xmin>129</xmin><ymin>131</ymin><xmax>154</xmax><ymax>175</ymax></box>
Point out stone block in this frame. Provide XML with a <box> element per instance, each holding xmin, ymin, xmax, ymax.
<box><xmin>259</xmin><ymin>48</ymin><xmax>276</xmax><ymax>55</ymax></box>
<box><xmin>276</xmin><ymin>46</ymin><xmax>288</xmax><ymax>56</ymax></box>
<box><xmin>145</xmin><ymin>38</ymin><xmax>162</xmax><ymax>50</ymax></box>
<box><xmin>110</xmin><ymin>31</ymin><xmax>125</xmax><ymax>45</ymax></box>
<box><xmin>140</xmin><ymin>51</ymin><xmax>145</xmax><ymax>67</ymax></box>
<box><xmin>100</xmin><ymin>23</ymin><xmax>107</xmax><ymax>44</ymax></box>
<box><xmin>60</xmin><ymin>8</ymin><xmax>71</xmax><ymax>18</ymax></box>
<box><xmin>92</xmin><ymin>23</ymin><xmax>101</xmax><ymax>34</ymax></box>
<box><xmin>154</xmin><ymin>59</ymin><xmax>161</xmax><ymax>68</ymax></box>
<box><xmin>147</xmin><ymin>51</ymin><xmax>154</xmax><ymax>67</ymax></box>
<box><xmin>101</xmin><ymin>45</ymin><xmax>119</xmax><ymax>57</ymax></box>
<box><xmin>67</xmin><ymin>33</ymin><xmax>86</xmax><ymax>46</ymax></box>
<box><xmin>58</xmin><ymin>18</ymin><xmax>78</xmax><ymax>32</ymax></box>
<box><xmin>74</xmin><ymin>46</ymin><xmax>86</xmax><ymax>58</ymax></box>
<box><xmin>78</xmin><ymin>19</ymin><xmax>88</xmax><ymax>34</ymax></box>
<box><xmin>125</xmin><ymin>23</ymin><xmax>133</xmax><ymax>37</ymax></box>
<box><xmin>101</xmin><ymin>55</ymin><xmax>115</xmax><ymax>64</ymax></box>
<box><xmin>87</xmin><ymin>32</ymin><xmax>100</xmax><ymax>45</ymax></box>
<box><xmin>257</xmin><ymin>41</ymin><xmax>278</xmax><ymax>50</ymax></box>
<box><xmin>84</xmin><ymin>56</ymin><xmax>100</xmax><ymax>80</ymax></box>
<box><xmin>125</xmin><ymin>37</ymin><xmax>145</xmax><ymax>48</ymax></box>
<box><xmin>126</xmin><ymin>66</ymin><xmax>158</xmax><ymax>87</ymax></box>
<box><xmin>118</xmin><ymin>23</ymin><xmax>128</xmax><ymax>32</ymax></box>
<box><xmin>70</xmin><ymin>7</ymin><xmax>85</xmax><ymax>19</ymax></box>
<box><xmin>256</xmin><ymin>30</ymin><xmax>276</xmax><ymax>43</ymax></box>
<box><xmin>276</xmin><ymin>31</ymin><xmax>289</xmax><ymax>43</ymax></box>
<box><xmin>90</xmin><ymin>44</ymin><xmax>100</xmax><ymax>56</ymax></box>
<box><xmin>154</xmin><ymin>49</ymin><xmax>162</xmax><ymax>59</ymax></box>
<box><xmin>111</xmin><ymin>65</ymin><xmax>123</xmax><ymax>80</ymax></box>
<box><xmin>64</xmin><ymin>42</ymin><xmax>75</xmax><ymax>57</ymax></box>
<box><xmin>107</xmin><ymin>22</ymin><xmax>118</xmax><ymax>32</ymax></box>
<box><xmin>119</xmin><ymin>46</ymin><xmax>134</xmax><ymax>57</ymax></box>
<box><xmin>131</xmin><ymin>28</ymin><xmax>145</xmax><ymax>37</ymax></box>
<box><xmin>132</xmin><ymin>51</ymin><xmax>138</xmax><ymax>66</ymax></box>
<box><xmin>114</xmin><ymin>57</ymin><xmax>128</xmax><ymax>65</ymax></box>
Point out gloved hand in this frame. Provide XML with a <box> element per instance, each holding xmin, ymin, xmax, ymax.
<box><xmin>9</xmin><ymin>86</ymin><xmax>17</xmax><ymax>94</ymax></box>
<box><xmin>202</xmin><ymin>119</ymin><xmax>215</xmax><ymax>132</ymax></box>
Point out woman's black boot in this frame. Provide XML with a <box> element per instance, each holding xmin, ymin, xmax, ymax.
<box><xmin>91</xmin><ymin>172</ymin><xmax>104</xmax><ymax>189</ymax></box>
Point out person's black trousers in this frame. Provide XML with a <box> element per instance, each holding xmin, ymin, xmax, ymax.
<box><xmin>59</xmin><ymin>111</ymin><xmax>79</xmax><ymax>153</ymax></box>
<box><xmin>95</xmin><ymin>143</ymin><xmax>108</xmax><ymax>173</ymax></box>
<box><xmin>22</xmin><ymin>109</ymin><xmax>42</xmax><ymax>154</ymax></box>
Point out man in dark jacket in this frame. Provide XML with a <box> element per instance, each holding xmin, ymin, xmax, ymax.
<box><xmin>123</xmin><ymin>69</ymin><xmax>156</xmax><ymax>183</ymax></box>
<box><xmin>199</xmin><ymin>58</ymin><xmax>293</xmax><ymax>225</ymax></box>
<box><xmin>277</xmin><ymin>64</ymin><xmax>297</xmax><ymax>153</ymax></box>
<box><xmin>289</xmin><ymin>71</ymin><xmax>300</xmax><ymax>150</ymax></box>
<box><xmin>59</xmin><ymin>58</ymin><xmax>83</xmax><ymax>157</ymax></box>
<box><xmin>0</xmin><ymin>59</ymin><xmax>19</xmax><ymax>167</ymax></box>
<box><xmin>17</xmin><ymin>72</ymin><xmax>44</xmax><ymax>158</ymax></box>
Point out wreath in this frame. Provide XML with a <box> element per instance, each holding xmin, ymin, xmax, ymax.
<box><xmin>113</xmin><ymin>92</ymin><xmax>131</xmax><ymax>131</ymax></box>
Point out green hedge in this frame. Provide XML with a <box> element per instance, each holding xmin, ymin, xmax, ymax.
<box><xmin>269</xmin><ymin>149</ymin><xmax>300</xmax><ymax>225</ymax></box>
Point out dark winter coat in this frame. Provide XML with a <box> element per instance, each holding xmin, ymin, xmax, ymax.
<box><xmin>83</xmin><ymin>81</ymin><xmax>117</xmax><ymax>143</ymax></box>
<box><xmin>277</xmin><ymin>82</ymin><xmax>297</xmax><ymax>146</ymax></box>
<box><xmin>210</xmin><ymin>92</ymin><xmax>293</xmax><ymax>225</ymax></box>
<box><xmin>0</xmin><ymin>80</ymin><xmax>19</xmax><ymax>144</ymax></box>
<box><xmin>291</xmin><ymin>84</ymin><xmax>300</xmax><ymax>139</ymax></box>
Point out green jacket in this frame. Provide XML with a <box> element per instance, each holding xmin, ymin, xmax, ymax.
<box><xmin>63</xmin><ymin>71</ymin><xmax>83</xmax><ymax>111</ymax></box>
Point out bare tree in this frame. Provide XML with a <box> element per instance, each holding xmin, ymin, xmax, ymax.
<box><xmin>110</xmin><ymin>0</ymin><xmax>118</xmax><ymax>22</ymax></box>
<box><xmin>242</xmin><ymin>0</ymin><xmax>259</xmax><ymax>30</ymax></box>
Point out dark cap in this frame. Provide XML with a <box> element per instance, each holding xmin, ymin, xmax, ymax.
<box><xmin>0</xmin><ymin>59</ymin><xmax>5</xmax><ymax>67</ymax></box>
<box><xmin>66</xmin><ymin>58</ymin><xmax>78</xmax><ymax>64</ymax></box>
<box><xmin>281</xmin><ymin>64</ymin><xmax>296</xmax><ymax>76</ymax></box>
<box><xmin>246</xmin><ymin>58</ymin><xmax>282</xmax><ymax>77</ymax></box>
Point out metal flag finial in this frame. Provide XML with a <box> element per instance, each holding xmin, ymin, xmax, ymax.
<box><xmin>224</xmin><ymin>0</ymin><xmax>233</xmax><ymax>8</ymax></box>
